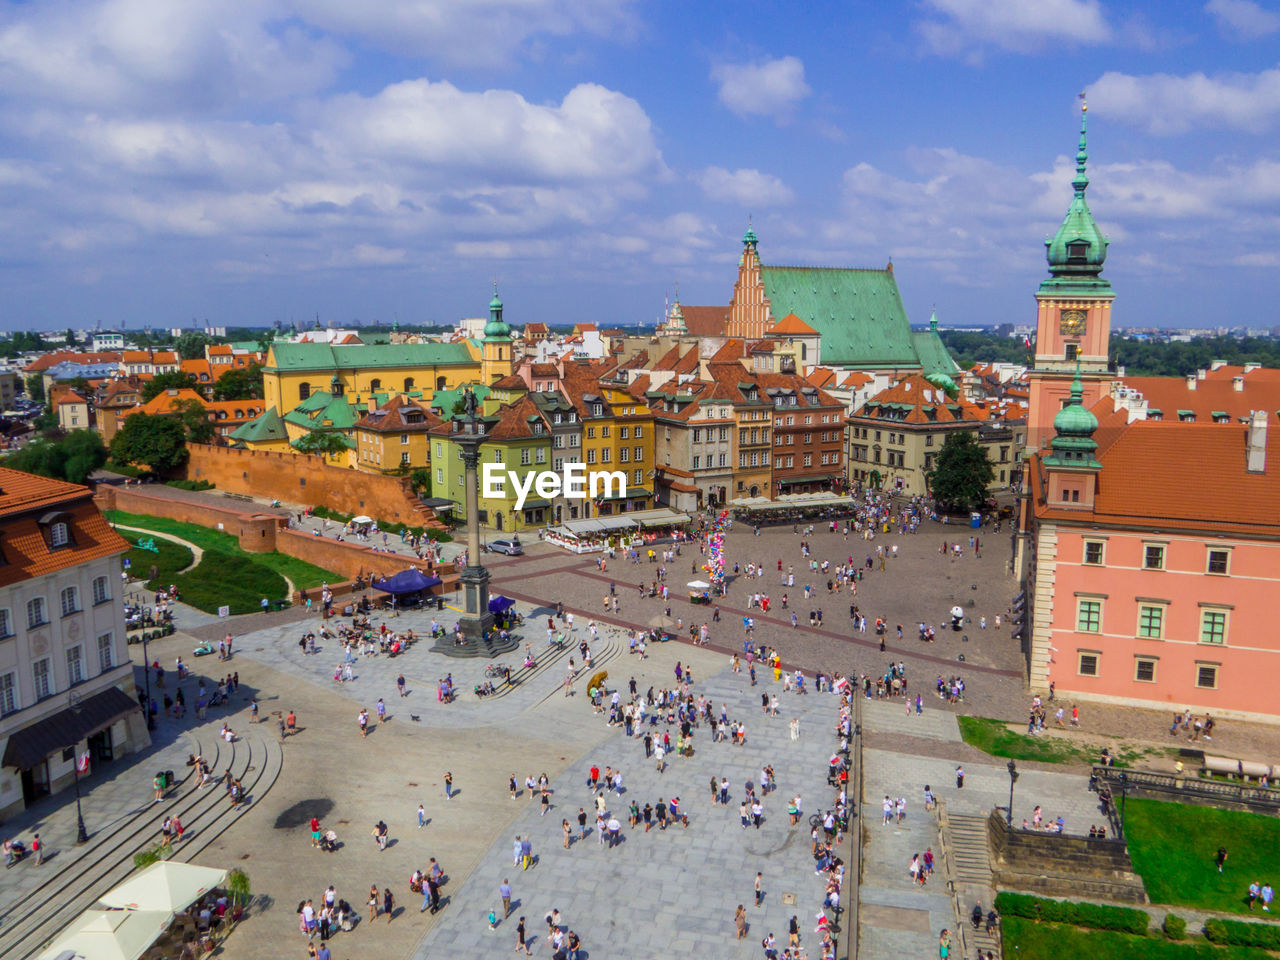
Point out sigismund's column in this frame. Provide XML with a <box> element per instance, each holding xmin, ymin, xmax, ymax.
<box><xmin>453</xmin><ymin>408</ymin><xmax>494</xmax><ymax>654</ymax></box>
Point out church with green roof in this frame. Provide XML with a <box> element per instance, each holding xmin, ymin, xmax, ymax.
<box><xmin>661</xmin><ymin>228</ymin><xmax>957</xmax><ymax>376</ymax></box>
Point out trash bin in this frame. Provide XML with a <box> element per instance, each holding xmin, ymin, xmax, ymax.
<box><xmin>164</xmin><ymin>769</ymin><xmax>175</xmax><ymax>789</ymax></box>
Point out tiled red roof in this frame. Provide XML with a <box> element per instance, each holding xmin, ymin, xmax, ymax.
<box><xmin>768</xmin><ymin>313</ymin><xmax>819</xmax><ymax>336</ymax></box>
<box><xmin>1115</xmin><ymin>374</ymin><xmax>1280</xmax><ymax>423</ymax></box>
<box><xmin>679</xmin><ymin>306</ymin><xmax>730</xmax><ymax>337</ymax></box>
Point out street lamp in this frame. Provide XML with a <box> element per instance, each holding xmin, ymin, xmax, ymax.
<box><xmin>1006</xmin><ymin>759</ymin><xmax>1019</xmax><ymax>826</ymax></box>
<box><xmin>67</xmin><ymin>691</ymin><xmax>90</xmax><ymax>844</ymax></box>
<box><xmin>140</xmin><ymin>626</ymin><xmax>154</xmax><ymax>731</ymax></box>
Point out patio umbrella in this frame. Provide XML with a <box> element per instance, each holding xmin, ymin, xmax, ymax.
<box><xmin>373</xmin><ymin>569</ymin><xmax>441</xmax><ymax>595</ymax></box>
<box><xmin>351</xmin><ymin>515</ymin><xmax>373</xmax><ymax>524</ymax></box>
<box><xmin>98</xmin><ymin>861</ymin><xmax>228</xmax><ymax>913</ymax></box>
<box><xmin>686</xmin><ymin>580</ymin><xmax>710</xmax><ymax>589</ymax></box>
<box><xmin>488</xmin><ymin>595</ymin><xmax>516</xmax><ymax>614</ymax></box>
<box><xmin>647</xmin><ymin>614</ymin><xmax>678</xmax><ymax>630</ymax></box>
<box><xmin>40</xmin><ymin>909</ymin><xmax>172</xmax><ymax>960</ymax></box>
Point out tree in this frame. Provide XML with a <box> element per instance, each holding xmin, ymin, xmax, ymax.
<box><xmin>409</xmin><ymin>468</ymin><xmax>432</xmax><ymax>497</ymax></box>
<box><xmin>212</xmin><ymin>363</ymin><xmax>264</xmax><ymax>401</ymax></box>
<box><xmin>64</xmin><ymin>328</ymin><xmax>76</xmax><ymax>347</ymax></box>
<box><xmin>4</xmin><ymin>429</ymin><xmax>106</xmax><ymax>484</ymax></box>
<box><xmin>111</xmin><ymin>414</ymin><xmax>189</xmax><ymax>476</ymax></box>
<box><xmin>173</xmin><ymin>398</ymin><xmax>216</xmax><ymax>445</ymax></box>
<box><xmin>142</xmin><ymin>371</ymin><xmax>200</xmax><ymax>402</ymax></box>
<box><xmin>174</xmin><ymin>331</ymin><xmax>212</xmax><ymax>360</ymax></box>
<box><xmin>927</xmin><ymin>431</ymin><xmax>995</xmax><ymax>513</ymax></box>
<box><xmin>25</xmin><ymin>373</ymin><xmax>45</xmax><ymax>404</ymax></box>
<box><xmin>292</xmin><ymin>431</ymin><xmax>350</xmax><ymax>457</ymax></box>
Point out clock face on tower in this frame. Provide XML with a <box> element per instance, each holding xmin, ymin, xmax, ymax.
<box><xmin>1059</xmin><ymin>308</ymin><xmax>1087</xmax><ymax>337</ymax></box>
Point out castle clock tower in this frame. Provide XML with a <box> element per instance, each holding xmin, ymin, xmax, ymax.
<box><xmin>1028</xmin><ymin>99</ymin><xmax>1114</xmax><ymax>451</ymax></box>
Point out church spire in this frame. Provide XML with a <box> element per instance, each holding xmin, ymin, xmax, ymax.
<box><xmin>1044</xmin><ymin>94</ymin><xmax>1109</xmax><ymax>285</ymax></box>
<box><xmin>1073</xmin><ymin>94</ymin><xmax>1089</xmax><ymax>198</ymax></box>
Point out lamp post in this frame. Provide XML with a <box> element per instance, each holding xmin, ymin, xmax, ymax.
<box><xmin>140</xmin><ymin>627</ymin><xmax>154</xmax><ymax>730</ymax></box>
<box><xmin>1006</xmin><ymin>759</ymin><xmax>1019</xmax><ymax>826</ymax></box>
<box><xmin>67</xmin><ymin>691</ymin><xmax>90</xmax><ymax>844</ymax></box>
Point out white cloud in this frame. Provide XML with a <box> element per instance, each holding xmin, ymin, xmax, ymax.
<box><xmin>295</xmin><ymin>0</ymin><xmax>638</xmax><ymax>66</ymax></box>
<box><xmin>1205</xmin><ymin>0</ymin><xmax>1280</xmax><ymax>38</ymax></box>
<box><xmin>916</xmin><ymin>0</ymin><xmax>1110</xmax><ymax>58</ymax></box>
<box><xmin>0</xmin><ymin>0</ymin><xmax>347</xmax><ymax>112</ymax></box>
<box><xmin>711</xmin><ymin>56</ymin><xmax>811</xmax><ymax>122</ymax></box>
<box><xmin>1090</xmin><ymin>67</ymin><xmax>1280</xmax><ymax>133</ymax></box>
<box><xmin>695</xmin><ymin>167</ymin><xmax>793</xmax><ymax>207</ymax></box>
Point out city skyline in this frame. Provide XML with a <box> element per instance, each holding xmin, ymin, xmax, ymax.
<box><xmin>1</xmin><ymin>0</ymin><xmax>1279</xmax><ymax>332</ymax></box>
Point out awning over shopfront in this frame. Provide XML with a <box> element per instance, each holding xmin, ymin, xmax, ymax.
<box><xmin>549</xmin><ymin>507</ymin><xmax>690</xmax><ymax>540</ymax></box>
<box><xmin>3</xmin><ymin>686</ymin><xmax>139</xmax><ymax>770</ymax></box>
<box><xmin>98</xmin><ymin>861</ymin><xmax>229</xmax><ymax>913</ymax></box>
<box><xmin>777</xmin><ymin>475</ymin><xmax>834</xmax><ymax>486</ymax></box>
<box><xmin>599</xmin><ymin>487</ymin><xmax>652</xmax><ymax>501</ymax></box>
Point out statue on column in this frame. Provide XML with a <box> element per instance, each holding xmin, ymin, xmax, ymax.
<box><xmin>463</xmin><ymin>387</ymin><xmax>478</xmax><ymax>419</ymax></box>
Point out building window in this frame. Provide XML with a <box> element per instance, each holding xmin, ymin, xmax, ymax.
<box><xmin>1077</xmin><ymin>651</ymin><xmax>1099</xmax><ymax>676</ymax></box>
<box><xmin>693</xmin><ymin>456</ymin><xmax>701</xmax><ymax>469</ymax></box>
<box><xmin>0</xmin><ymin>608</ymin><xmax>9</xmax><ymax>638</ymax></box>
<box><xmin>587</xmin><ymin>450</ymin><xmax>596</xmax><ymax>465</ymax></box>
<box><xmin>50</xmin><ymin>522</ymin><xmax>70</xmax><ymax>548</ymax></box>
<box><xmin>33</xmin><ymin>658</ymin><xmax>52</xmax><ymax>700</ymax></box>
<box><xmin>1200</xmin><ymin>609</ymin><xmax>1228</xmax><ymax>645</ymax></box>
<box><xmin>400</xmin><ymin>452</ymin><xmax>410</xmax><ymax>465</ymax></box>
<box><xmin>1065</xmin><ymin>343</ymin><xmax>1079</xmax><ymax>361</ymax></box>
<box><xmin>601</xmin><ymin>426</ymin><xmax>610</xmax><ymax>438</ymax></box>
<box><xmin>401</xmin><ymin>433</ymin><xmax>409</xmax><ymax>444</ymax></box>
<box><xmin>535</xmin><ymin>448</ymin><xmax>546</xmax><ymax>464</ymax></box>
<box><xmin>0</xmin><ymin>671</ymin><xmax>15</xmax><ymax>715</ymax></box>
<box><xmin>587</xmin><ymin>427</ymin><xmax>596</xmax><ymax>439</ymax></box>
<box><xmin>803</xmin><ymin>454</ymin><xmax>812</xmax><ymax>467</ymax></box>
<box><xmin>1207</xmin><ymin>549</ymin><xmax>1230</xmax><ymax>575</ymax></box>
<box><xmin>1195</xmin><ymin>662</ymin><xmax>1219</xmax><ymax>690</ymax></box>
<box><xmin>692</xmin><ymin>429</ymin><xmax>701</xmax><ymax>443</ymax></box>
<box><xmin>620</xmin><ymin>427</ymin><xmax>629</xmax><ymax>439</ymax></box>
<box><xmin>635</xmin><ymin>426</ymin><xmax>643</xmax><ymax>438</ymax></box>
<box><xmin>67</xmin><ymin>645</ymin><xmax>84</xmax><ymax>685</ymax></box>
<box><xmin>633</xmin><ymin>469</ymin><xmax>642</xmax><ymax>485</ymax></box>
<box><xmin>492</xmin><ymin>449</ymin><xmax>503</xmax><ymax>463</ymax></box>
<box><xmin>619</xmin><ymin>448</ymin><xmax>629</xmax><ymax>462</ymax></box>
<box><xmin>60</xmin><ymin>586</ymin><xmax>79</xmax><ymax>617</ymax></box>
<box><xmin>27</xmin><ymin>597</ymin><xmax>47</xmax><ymax>629</ymax></box>
<box><xmin>553</xmin><ymin>458</ymin><xmax>564</xmax><ymax>471</ymax></box>
<box><xmin>520</xmin><ymin>448</ymin><xmax>531</xmax><ymax>466</ymax></box>
<box><xmin>633</xmin><ymin>446</ymin><xmax>642</xmax><ymax>462</ymax></box>
<box><xmin>739</xmin><ymin>454</ymin><xmax>748</xmax><ymax>469</ymax></box>
<box><xmin>1134</xmin><ymin>657</ymin><xmax>1157</xmax><ymax>683</ymax></box>
<box><xmin>98</xmin><ymin>633</ymin><xmax>114</xmax><ymax>672</ymax></box>
<box><xmin>436</xmin><ymin>468</ymin><xmax>444</xmax><ymax>484</ymax></box>
<box><xmin>601</xmin><ymin>449</ymin><xmax>611</xmax><ymax>463</ymax></box>
<box><xmin>1138</xmin><ymin>605</ymin><xmax>1164</xmax><ymax>639</ymax></box>
<box><xmin>1076</xmin><ymin>599</ymin><xmax>1101</xmax><ymax>633</ymax></box>
<box><xmin>1083</xmin><ymin>541</ymin><xmax>1104</xmax><ymax>565</ymax></box>
<box><xmin>1143</xmin><ymin>544</ymin><xmax>1165</xmax><ymax>570</ymax></box>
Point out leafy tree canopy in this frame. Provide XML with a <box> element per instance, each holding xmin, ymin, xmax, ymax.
<box><xmin>0</xmin><ymin>331</ymin><xmax>47</xmax><ymax>357</ymax></box>
<box><xmin>25</xmin><ymin>373</ymin><xmax>45</xmax><ymax>404</ymax></box>
<box><xmin>142</xmin><ymin>370</ymin><xmax>200</xmax><ymax>402</ymax></box>
<box><xmin>211</xmin><ymin>363</ymin><xmax>264</xmax><ymax>401</ymax></box>
<box><xmin>927</xmin><ymin>431</ymin><xmax>995</xmax><ymax>513</ymax></box>
<box><xmin>3</xmin><ymin>429</ymin><xmax>107</xmax><ymax>485</ymax></box>
<box><xmin>174</xmin><ymin>331</ymin><xmax>213</xmax><ymax>360</ymax></box>
<box><xmin>172</xmin><ymin>398</ymin><xmax>215</xmax><ymax>445</ymax></box>
<box><xmin>110</xmin><ymin>414</ymin><xmax>189</xmax><ymax>476</ymax></box>
<box><xmin>293</xmin><ymin>430</ymin><xmax>350</xmax><ymax>456</ymax></box>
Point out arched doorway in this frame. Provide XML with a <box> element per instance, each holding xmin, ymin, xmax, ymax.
<box><xmin>494</xmin><ymin>512</ymin><xmax>503</xmax><ymax>531</ymax></box>
<box><xmin>748</xmin><ymin>484</ymin><xmax>760</xmax><ymax>497</ymax></box>
<box><xmin>404</xmin><ymin>377</ymin><xmax>415</xmax><ymax>392</ymax></box>
<box><xmin>436</xmin><ymin>376</ymin><xmax>447</xmax><ymax>391</ymax></box>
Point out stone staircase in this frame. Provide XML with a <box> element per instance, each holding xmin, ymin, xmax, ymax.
<box><xmin>946</xmin><ymin>812</ymin><xmax>1001</xmax><ymax>959</ymax></box>
<box><xmin>861</xmin><ymin>699</ymin><xmax>961</xmax><ymax>742</ymax></box>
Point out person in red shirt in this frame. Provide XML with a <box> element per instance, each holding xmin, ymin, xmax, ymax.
<box><xmin>311</xmin><ymin>817</ymin><xmax>322</xmax><ymax>848</ymax></box>
<box><xmin>589</xmin><ymin>765</ymin><xmax>599</xmax><ymax>790</ymax></box>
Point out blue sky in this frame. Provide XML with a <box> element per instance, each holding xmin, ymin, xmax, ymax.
<box><xmin>1</xmin><ymin>0</ymin><xmax>1278</xmax><ymax>333</ymax></box>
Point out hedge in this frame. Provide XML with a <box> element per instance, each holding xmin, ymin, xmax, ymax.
<box><xmin>1163</xmin><ymin>914</ymin><xmax>1187</xmax><ymax>940</ymax></box>
<box><xmin>166</xmin><ymin>478</ymin><xmax>215</xmax><ymax>491</ymax></box>
<box><xmin>311</xmin><ymin>504</ymin><xmax>451</xmax><ymax>541</ymax></box>
<box><xmin>994</xmin><ymin>892</ymin><xmax>1150</xmax><ymax>935</ymax></box>
<box><xmin>1205</xmin><ymin>919</ymin><xmax>1280</xmax><ymax>949</ymax></box>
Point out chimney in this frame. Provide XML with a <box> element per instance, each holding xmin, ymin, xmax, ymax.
<box><xmin>1185</xmin><ymin>375</ymin><xmax>1197</xmax><ymax>391</ymax></box>
<box><xmin>1247</xmin><ymin>411</ymin><xmax>1268</xmax><ymax>474</ymax></box>
<box><xmin>1198</xmin><ymin>369</ymin><xmax>1207</xmax><ymax>380</ymax></box>
<box><xmin>1233</xmin><ymin>376</ymin><xmax>1245</xmax><ymax>392</ymax></box>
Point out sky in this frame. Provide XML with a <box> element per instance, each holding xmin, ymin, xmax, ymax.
<box><xmin>1</xmin><ymin>0</ymin><xmax>1279</xmax><ymax>334</ymax></box>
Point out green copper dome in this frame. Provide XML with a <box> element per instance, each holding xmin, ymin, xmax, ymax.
<box><xmin>743</xmin><ymin>224</ymin><xmax>758</xmax><ymax>247</ymax></box>
<box><xmin>1051</xmin><ymin>363</ymin><xmax>1099</xmax><ymax>460</ymax></box>
<box><xmin>1045</xmin><ymin>104</ymin><xmax>1108</xmax><ymax>279</ymax></box>
<box><xmin>925</xmin><ymin>372</ymin><xmax>957</xmax><ymax>395</ymax></box>
<box><xmin>484</xmin><ymin>284</ymin><xmax>510</xmax><ymax>339</ymax></box>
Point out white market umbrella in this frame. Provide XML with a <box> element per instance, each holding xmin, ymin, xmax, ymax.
<box><xmin>686</xmin><ymin>580</ymin><xmax>710</xmax><ymax>589</ymax></box>
<box><xmin>99</xmin><ymin>861</ymin><xmax>228</xmax><ymax>913</ymax></box>
<box><xmin>351</xmin><ymin>515</ymin><xmax>373</xmax><ymax>524</ymax></box>
<box><xmin>40</xmin><ymin>909</ymin><xmax>171</xmax><ymax>960</ymax></box>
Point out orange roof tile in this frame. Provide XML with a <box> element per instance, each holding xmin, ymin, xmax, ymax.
<box><xmin>768</xmin><ymin>313</ymin><xmax>819</xmax><ymax>336</ymax></box>
<box><xmin>1115</xmin><ymin>374</ymin><xmax>1280</xmax><ymax>423</ymax></box>
<box><xmin>136</xmin><ymin>388</ymin><xmax>207</xmax><ymax>416</ymax></box>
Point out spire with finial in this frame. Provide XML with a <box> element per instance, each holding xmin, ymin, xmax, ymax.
<box><xmin>1048</xmin><ymin>357</ymin><xmax>1100</xmax><ymax>465</ymax></box>
<box><xmin>743</xmin><ymin>215</ymin><xmax>757</xmax><ymax>248</ymax></box>
<box><xmin>485</xmin><ymin>281</ymin><xmax>510</xmax><ymax>339</ymax></box>
<box><xmin>1073</xmin><ymin>92</ymin><xmax>1089</xmax><ymax>198</ymax></box>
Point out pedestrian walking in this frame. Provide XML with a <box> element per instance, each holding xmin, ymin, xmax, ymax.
<box><xmin>418</xmin><ymin>803</ymin><xmax>426</xmax><ymax>829</ymax></box>
<box><xmin>516</xmin><ymin>916</ymin><xmax>531</xmax><ymax>954</ymax></box>
<box><xmin>754</xmin><ymin>871</ymin><xmax>764</xmax><ymax>907</ymax></box>
<box><xmin>444</xmin><ymin>771</ymin><xmax>453</xmax><ymax>800</ymax></box>
<box><xmin>383</xmin><ymin>888</ymin><xmax>394</xmax><ymax>923</ymax></box>
<box><xmin>499</xmin><ymin>879</ymin><xmax>512</xmax><ymax>918</ymax></box>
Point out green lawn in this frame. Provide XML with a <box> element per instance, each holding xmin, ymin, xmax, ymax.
<box><xmin>122</xmin><ymin>533</ymin><xmax>194</xmax><ymax>586</ymax></box>
<box><xmin>107</xmin><ymin>510</ymin><xmax>339</xmax><ymax>590</ymax></box>
<box><xmin>1004</xmin><ymin>917</ymin><xmax>1273</xmax><ymax>960</ymax></box>
<box><xmin>1124</xmin><ymin>798</ymin><xmax>1280</xmax><ymax>917</ymax></box>
<box><xmin>957</xmin><ymin>716</ymin><xmax>1174</xmax><ymax>767</ymax></box>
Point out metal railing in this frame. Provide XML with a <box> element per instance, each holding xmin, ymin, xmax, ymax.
<box><xmin>1093</xmin><ymin>765</ymin><xmax>1280</xmax><ymax>813</ymax></box>
<box><xmin>933</xmin><ymin>798</ymin><xmax>970</xmax><ymax>960</ymax></box>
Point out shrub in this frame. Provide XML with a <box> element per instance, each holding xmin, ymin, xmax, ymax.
<box><xmin>310</xmin><ymin>504</ymin><xmax>450</xmax><ymax>541</ymax></box>
<box><xmin>995</xmin><ymin>892</ymin><xmax>1150</xmax><ymax>936</ymax></box>
<box><xmin>1205</xmin><ymin>919</ymin><xmax>1280</xmax><ymax>949</ymax></box>
<box><xmin>166</xmin><ymin>478</ymin><xmax>215</xmax><ymax>491</ymax></box>
<box><xmin>1163</xmin><ymin>914</ymin><xmax>1187</xmax><ymax>940</ymax></box>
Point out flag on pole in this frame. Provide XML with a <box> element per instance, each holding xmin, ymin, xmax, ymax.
<box><xmin>77</xmin><ymin>753</ymin><xmax>90</xmax><ymax>774</ymax></box>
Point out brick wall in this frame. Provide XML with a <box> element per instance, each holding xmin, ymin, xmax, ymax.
<box><xmin>184</xmin><ymin>444</ymin><xmax>442</xmax><ymax>528</ymax></box>
<box><xmin>97</xmin><ymin>486</ymin><xmax>457</xmax><ymax>591</ymax></box>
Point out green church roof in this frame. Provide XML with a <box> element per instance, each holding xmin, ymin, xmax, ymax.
<box><xmin>913</xmin><ymin>330</ymin><xmax>959</xmax><ymax>377</ymax></box>
<box><xmin>229</xmin><ymin>407</ymin><xmax>287</xmax><ymax>443</ymax></box>
<box><xmin>267</xmin><ymin>341</ymin><xmax>474</xmax><ymax>372</ymax></box>
<box><xmin>283</xmin><ymin>391</ymin><xmax>357</xmax><ymax>430</ymax></box>
<box><xmin>761</xmin><ymin>265</ymin><xmax>918</xmax><ymax>368</ymax></box>
<box><xmin>1042</xmin><ymin>102</ymin><xmax>1111</xmax><ymax>296</ymax></box>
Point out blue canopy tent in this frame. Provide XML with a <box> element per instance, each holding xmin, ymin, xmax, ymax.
<box><xmin>488</xmin><ymin>595</ymin><xmax>516</xmax><ymax>614</ymax></box>
<box><xmin>373</xmin><ymin>569</ymin><xmax>442</xmax><ymax>595</ymax></box>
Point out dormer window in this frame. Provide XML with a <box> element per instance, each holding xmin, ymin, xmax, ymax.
<box><xmin>1067</xmin><ymin>240</ymin><xmax>1089</xmax><ymax>261</ymax></box>
<box><xmin>41</xmin><ymin>514</ymin><xmax>73</xmax><ymax>550</ymax></box>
